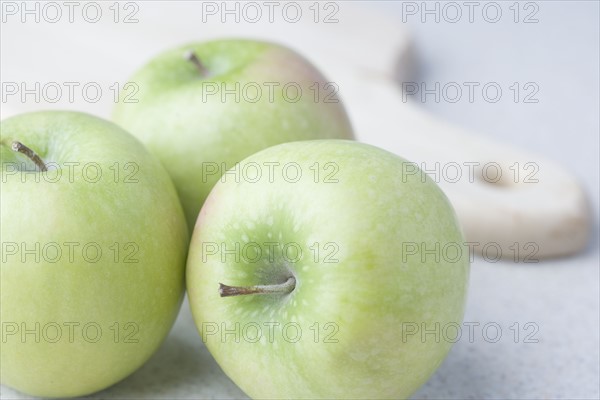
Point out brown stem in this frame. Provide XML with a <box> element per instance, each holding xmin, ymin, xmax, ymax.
<box><xmin>184</xmin><ymin>51</ymin><xmax>209</xmax><ymax>77</ymax></box>
<box><xmin>219</xmin><ymin>277</ymin><xmax>296</xmax><ymax>298</ymax></box>
<box><xmin>11</xmin><ymin>141</ymin><xmax>47</xmax><ymax>172</ymax></box>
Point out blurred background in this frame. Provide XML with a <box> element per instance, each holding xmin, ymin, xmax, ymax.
<box><xmin>1</xmin><ymin>1</ymin><xmax>598</xmax><ymax>398</ymax></box>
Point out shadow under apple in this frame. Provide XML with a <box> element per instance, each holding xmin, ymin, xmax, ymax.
<box><xmin>92</xmin><ymin>298</ymin><xmax>247</xmax><ymax>399</ymax></box>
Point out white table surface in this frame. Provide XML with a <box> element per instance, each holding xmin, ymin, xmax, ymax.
<box><xmin>1</xmin><ymin>1</ymin><xmax>598</xmax><ymax>399</ymax></box>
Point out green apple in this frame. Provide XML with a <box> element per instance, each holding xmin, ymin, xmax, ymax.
<box><xmin>0</xmin><ymin>111</ymin><xmax>188</xmax><ymax>397</ymax></box>
<box><xmin>187</xmin><ymin>140</ymin><xmax>470</xmax><ymax>399</ymax></box>
<box><xmin>113</xmin><ymin>39</ymin><xmax>354</xmax><ymax>229</ymax></box>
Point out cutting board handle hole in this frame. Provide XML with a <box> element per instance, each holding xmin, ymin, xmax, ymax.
<box><xmin>475</xmin><ymin>163</ymin><xmax>517</xmax><ymax>188</ymax></box>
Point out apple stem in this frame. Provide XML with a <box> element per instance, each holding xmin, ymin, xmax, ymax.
<box><xmin>11</xmin><ymin>141</ymin><xmax>48</xmax><ymax>172</ymax></box>
<box><xmin>184</xmin><ymin>51</ymin><xmax>209</xmax><ymax>77</ymax></box>
<box><xmin>219</xmin><ymin>277</ymin><xmax>296</xmax><ymax>298</ymax></box>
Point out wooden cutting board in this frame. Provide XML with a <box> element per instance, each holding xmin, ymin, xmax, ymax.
<box><xmin>1</xmin><ymin>2</ymin><xmax>590</xmax><ymax>259</ymax></box>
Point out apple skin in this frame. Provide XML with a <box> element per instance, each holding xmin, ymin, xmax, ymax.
<box><xmin>186</xmin><ymin>140</ymin><xmax>470</xmax><ymax>399</ymax></box>
<box><xmin>113</xmin><ymin>39</ymin><xmax>354</xmax><ymax>229</ymax></box>
<box><xmin>0</xmin><ymin>112</ymin><xmax>188</xmax><ymax>397</ymax></box>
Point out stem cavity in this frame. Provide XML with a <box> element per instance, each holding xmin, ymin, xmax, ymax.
<box><xmin>219</xmin><ymin>277</ymin><xmax>296</xmax><ymax>298</ymax></box>
<box><xmin>11</xmin><ymin>141</ymin><xmax>47</xmax><ymax>172</ymax></box>
<box><xmin>184</xmin><ymin>51</ymin><xmax>209</xmax><ymax>78</ymax></box>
